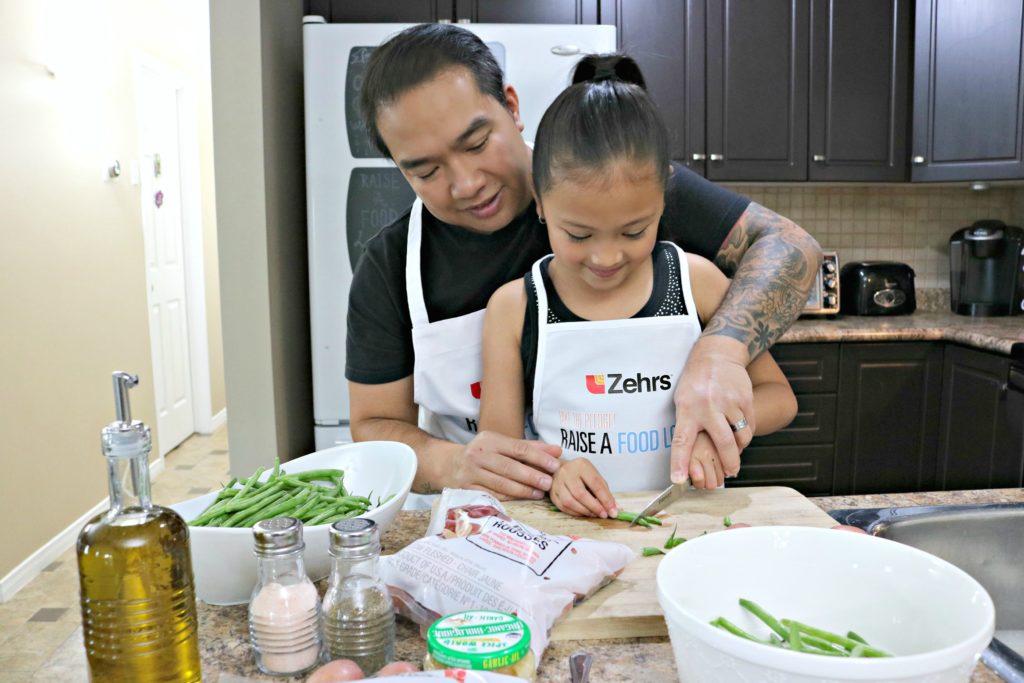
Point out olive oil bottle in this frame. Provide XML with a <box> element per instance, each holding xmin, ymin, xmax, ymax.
<box><xmin>76</xmin><ymin>372</ymin><xmax>202</xmax><ymax>682</ymax></box>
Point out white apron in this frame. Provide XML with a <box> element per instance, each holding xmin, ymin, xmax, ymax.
<box><xmin>407</xmin><ymin>198</ymin><xmax>487</xmax><ymax>445</ymax></box>
<box><xmin>531</xmin><ymin>243</ymin><xmax>702</xmax><ymax>492</ymax></box>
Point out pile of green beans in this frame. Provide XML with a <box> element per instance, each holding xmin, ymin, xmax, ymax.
<box><xmin>712</xmin><ymin>599</ymin><xmax>892</xmax><ymax>657</ymax></box>
<box><xmin>189</xmin><ymin>462</ymin><xmax>390</xmax><ymax>528</ymax></box>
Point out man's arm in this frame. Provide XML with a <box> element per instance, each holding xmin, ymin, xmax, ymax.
<box><xmin>349</xmin><ymin>377</ymin><xmax>560</xmax><ymax>499</ymax></box>
<box><xmin>670</xmin><ymin>202</ymin><xmax>820</xmax><ymax>485</ymax></box>
<box><xmin>707</xmin><ymin>201</ymin><xmax>822</xmax><ymax>359</ymax></box>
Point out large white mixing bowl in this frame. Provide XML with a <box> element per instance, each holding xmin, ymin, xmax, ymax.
<box><xmin>656</xmin><ymin>525</ymin><xmax>994</xmax><ymax>683</ymax></box>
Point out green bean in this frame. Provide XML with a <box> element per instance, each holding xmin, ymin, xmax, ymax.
<box><xmin>847</xmin><ymin>631</ymin><xmax>868</xmax><ymax>645</ymax></box>
<box><xmin>614</xmin><ymin>511</ymin><xmax>661</xmax><ymax>526</ymax></box>
<box><xmin>782</xmin><ymin>620</ymin><xmax>891</xmax><ymax>657</ymax></box>
<box><xmin>664</xmin><ymin>524</ymin><xmax>686</xmax><ymax>549</ymax></box>
<box><xmin>711</xmin><ymin>617</ymin><xmax>774</xmax><ymax>645</ymax></box>
<box><xmin>723</xmin><ymin>516</ymin><xmax>732</xmax><ymax>527</ymax></box>
<box><xmin>739</xmin><ymin>599</ymin><xmax>789</xmax><ymax>641</ymax></box>
<box><xmin>237</xmin><ymin>490</ymin><xmax>310</xmax><ymax>528</ymax></box>
<box><xmin>222</xmin><ymin>491</ymin><xmax>288</xmax><ymax>527</ymax></box>
<box><xmin>641</xmin><ymin>547</ymin><xmax>665</xmax><ymax>556</ymax></box>
<box><xmin>802</xmin><ymin>634</ymin><xmax>851</xmax><ymax>656</ymax></box>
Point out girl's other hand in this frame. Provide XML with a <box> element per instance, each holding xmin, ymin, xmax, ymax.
<box><xmin>688</xmin><ymin>431</ymin><xmax>728</xmax><ymax>489</ymax></box>
<box><xmin>550</xmin><ymin>459</ymin><xmax>618</xmax><ymax>518</ymax></box>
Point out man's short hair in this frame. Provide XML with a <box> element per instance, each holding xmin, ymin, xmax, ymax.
<box><xmin>360</xmin><ymin>23</ymin><xmax>507</xmax><ymax>159</ymax></box>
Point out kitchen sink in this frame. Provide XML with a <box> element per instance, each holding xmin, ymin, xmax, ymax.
<box><xmin>830</xmin><ymin>503</ymin><xmax>1024</xmax><ymax>682</ymax></box>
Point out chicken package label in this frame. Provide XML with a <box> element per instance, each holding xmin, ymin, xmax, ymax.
<box><xmin>380</xmin><ymin>489</ymin><xmax>634</xmax><ymax>666</ymax></box>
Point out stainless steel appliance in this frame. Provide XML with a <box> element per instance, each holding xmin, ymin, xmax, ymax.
<box><xmin>802</xmin><ymin>250</ymin><xmax>840</xmax><ymax>315</ymax></box>
<box><xmin>949</xmin><ymin>220</ymin><xmax>1024</xmax><ymax>317</ymax></box>
<box><xmin>839</xmin><ymin>261</ymin><xmax>916</xmax><ymax>316</ymax></box>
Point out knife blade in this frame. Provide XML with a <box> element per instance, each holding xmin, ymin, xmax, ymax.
<box><xmin>629</xmin><ymin>481</ymin><xmax>690</xmax><ymax>527</ymax></box>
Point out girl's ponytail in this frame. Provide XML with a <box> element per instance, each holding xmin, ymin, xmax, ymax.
<box><xmin>571</xmin><ymin>54</ymin><xmax>647</xmax><ymax>90</ymax></box>
<box><xmin>533</xmin><ymin>53</ymin><xmax>668</xmax><ymax>196</ymax></box>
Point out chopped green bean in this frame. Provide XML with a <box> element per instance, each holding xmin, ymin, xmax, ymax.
<box><xmin>847</xmin><ymin>631</ymin><xmax>868</xmax><ymax>645</ymax></box>
<box><xmin>739</xmin><ymin>599</ymin><xmax>789</xmax><ymax>641</ymax></box>
<box><xmin>723</xmin><ymin>516</ymin><xmax>732</xmax><ymax>527</ymax></box>
<box><xmin>641</xmin><ymin>547</ymin><xmax>665</xmax><ymax>556</ymax></box>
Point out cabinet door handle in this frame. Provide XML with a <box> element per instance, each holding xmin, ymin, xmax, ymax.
<box><xmin>912</xmin><ymin>155</ymin><xmax>926</xmax><ymax>164</ymax></box>
<box><xmin>691</xmin><ymin>152</ymin><xmax>707</xmax><ymax>161</ymax></box>
<box><xmin>709</xmin><ymin>153</ymin><xmax>724</xmax><ymax>161</ymax></box>
<box><xmin>813</xmin><ymin>154</ymin><xmax>826</xmax><ymax>162</ymax></box>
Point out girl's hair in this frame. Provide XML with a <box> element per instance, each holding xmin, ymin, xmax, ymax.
<box><xmin>532</xmin><ymin>54</ymin><xmax>670</xmax><ymax>196</ymax></box>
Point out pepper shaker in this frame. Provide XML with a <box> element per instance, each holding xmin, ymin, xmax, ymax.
<box><xmin>321</xmin><ymin>518</ymin><xmax>396</xmax><ymax>673</ymax></box>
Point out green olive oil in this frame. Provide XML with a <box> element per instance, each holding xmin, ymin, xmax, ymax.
<box><xmin>76</xmin><ymin>372</ymin><xmax>201</xmax><ymax>682</ymax></box>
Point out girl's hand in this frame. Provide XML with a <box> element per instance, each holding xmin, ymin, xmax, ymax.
<box><xmin>550</xmin><ymin>459</ymin><xmax>618</xmax><ymax>518</ymax></box>
<box><xmin>688</xmin><ymin>431</ymin><xmax>729</xmax><ymax>489</ymax></box>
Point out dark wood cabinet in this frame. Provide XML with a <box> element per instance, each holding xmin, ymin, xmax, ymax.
<box><xmin>308</xmin><ymin>0</ymin><xmax>597</xmax><ymax>23</ymax></box>
<box><xmin>705</xmin><ymin>0</ymin><xmax>809</xmax><ymax>181</ymax></box>
<box><xmin>600</xmin><ymin>0</ymin><xmax>705</xmax><ymax>167</ymax></box>
<box><xmin>734</xmin><ymin>343</ymin><xmax>839</xmax><ymax>495</ymax></box>
<box><xmin>808</xmin><ymin>0</ymin><xmax>911</xmax><ymax>181</ymax></box>
<box><xmin>937</xmin><ymin>345</ymin><xmax>1022</xmax><ymax>489</ymax></box>
<box><xmin>834</xmin><ymin>342</ymin><xmax>944</xmax><ymax>495</ymax></box>
<box><xmin>457</xmin><ymin>0</ymin><xmax>598</xmax><ymax>23</ymax></box>
<box><xmin>912</xmin><ymin>0</ymin><xmax>1024</xmax><ymax>181</ymax></box>
<box><xmin>307</xmin><ymin>0</ymin><xmax>445</xmax><ymax>22</ymax></box>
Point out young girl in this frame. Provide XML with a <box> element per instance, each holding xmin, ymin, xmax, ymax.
<box><xmin>479</xmin><ymin>55</ymin><xmax>797</xmax><ymax>518</ymax></box>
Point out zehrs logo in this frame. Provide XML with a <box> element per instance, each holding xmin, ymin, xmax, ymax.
<box><xmin>585</xmin><ymin>373</ymin><xmax>671</xmax><ymax>395</ymax></box>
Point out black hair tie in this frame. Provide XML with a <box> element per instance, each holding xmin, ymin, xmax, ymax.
<box><xmin>592</xmin><ymin>64</ymin><xmax>618</xmax><ymax>82</ymax></box>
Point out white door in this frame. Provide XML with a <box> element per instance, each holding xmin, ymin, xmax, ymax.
<box><xmin>138</xmin><ymin>65</ymin><xmax>194</xmax><ymax>455</ymax></box>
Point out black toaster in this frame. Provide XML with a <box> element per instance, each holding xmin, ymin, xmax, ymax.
<box><xmin>839</xmin><ymin>261</ymin><xmax>916</xmax><ymax>315</ymax></box>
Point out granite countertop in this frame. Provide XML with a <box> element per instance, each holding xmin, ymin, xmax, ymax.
<box><xmin>782</xmin><ymin>310</ymin><xmax>1022</xmax><ymax>355</ymax></box>
<box><xmin>196</xmin><ymin>488</ymin><xmax>1024</xmax><ymax>683</ymax></box>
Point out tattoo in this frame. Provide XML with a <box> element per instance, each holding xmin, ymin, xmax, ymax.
<box><xmin>414</xmin><ymin>481</ymin><xmax>438</xmax><ymax>495</ymax></box>
<box><xmin>708</xmin><ymin>202</ymin><xmax>822</xmax><ymax>358</ymax></box>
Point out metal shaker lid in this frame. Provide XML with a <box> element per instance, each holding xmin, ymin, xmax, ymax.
<box><xmin>329</xmin><ymin>518</ymin><xmax>380</xmax><ymax>559</ymax></box>
<box><xmin>253</xmin><ymin>517</ymin><xmax>305</xmax><ymax>556</ymax></box>
<box><xmin>101</xmin><ymin>371</ymin><xmax>151</xmax><ymax>459</ymax></box>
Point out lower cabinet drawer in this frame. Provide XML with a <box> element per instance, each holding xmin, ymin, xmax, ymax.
<box><xmin>748</xmin><ymin>393</ymin><xmax>836</xmax><ymax>446</ymax></box>
<box><xmin>731</xmin><ymin>445</ymin><xmax>836</xmax><ymax>496</ymax></box>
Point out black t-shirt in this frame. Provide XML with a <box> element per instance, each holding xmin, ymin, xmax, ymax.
<box><xmin>345</xmin><ymin>163</ymin><xmax>749</xmax><ymax>384</ymax></box>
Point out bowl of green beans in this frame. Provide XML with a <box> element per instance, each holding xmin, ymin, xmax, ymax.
<box><xmin>170</xmin><ymin>440</ymin><xmax>416</xmax><ymax>605</ymax></box>
<box><xmin>656</xmin><ymin>526</ymin><xmax>994</xmax><ymax>683</ymax></box>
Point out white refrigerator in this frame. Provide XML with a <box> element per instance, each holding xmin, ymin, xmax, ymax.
<box><xmin>303</xmin><ymin>18</ymin><xmax>616</xmax><ymax>450</ymax></box>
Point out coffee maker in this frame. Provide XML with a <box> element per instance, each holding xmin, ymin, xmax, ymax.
<box><xmin>949</xmin><ymin>220</ymin><xmax>1024</xmax><ymax>316</ymax></box>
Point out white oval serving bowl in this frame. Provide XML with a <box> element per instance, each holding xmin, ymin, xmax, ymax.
<box><xmin>656</xmin><ymin>525</ymin><xmax>995</xmax><ymax>683</ymax></box>
<box><xmin>169</xmin><ymin>441</ymin><xmax>416</xmax><ymax>605</ymax></box>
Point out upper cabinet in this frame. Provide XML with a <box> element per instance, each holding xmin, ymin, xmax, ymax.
<box><xmin>456</xmin><ymin>1</ymin><xmax>598</xmax><ymax>23</ymax></box>
<box><xmin>313</xmin><ymin>0</ymin><xmax>598</xmax><ymax>24</ymax></box>
<box><xmin>809</xmin><ymin>0</ymin><xmax>911</xmax><ymax>181</ymax></box>
<box><xmin>912</xmin><ymin>0</ymin><xmax>1024</xmax><ymax>181</ymax></box>
<box><xmin>705</xmin><ymin>0</ymin><xmax>810</xmax><ymax>181</ymax></box>
<box><xmin>603</xmin><ymin>0</ymin><xmax>910</xmax><ymax>181</ymax></box>
<box><xmin>306</xmin><ymin>0</ymin><xmax>447</xmax><ymax>22</ymax></box>
<box><xmin>600</xmin><ymin>1</ymin><xmax>706</xmax><ymax>166</ymax></box>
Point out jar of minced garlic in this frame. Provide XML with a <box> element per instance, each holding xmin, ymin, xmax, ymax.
<box><xmin>423</xmin><ymin>610</ymin><xmax>536</xmax><ymax>681</ymax></box>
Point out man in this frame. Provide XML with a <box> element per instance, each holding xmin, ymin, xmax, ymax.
<box><xmin>346</xmin><ymin>24</ymin><xmax>820</xmax><ymax>499</ymax></box>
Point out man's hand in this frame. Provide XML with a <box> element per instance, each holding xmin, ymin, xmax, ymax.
<box><xmin>550</xmin><ymin>458</ymin><xmax>618</xmax><ymax>518</ymax></box>
<box><xmin>670</xmin><ymin>338</ymin><xmax>754</xmax><ymax>485</ymax></box>
<box><xmin>450</xmin><ymin>431</ymin><xmax>562</xmax><ymax>500</ymax></box>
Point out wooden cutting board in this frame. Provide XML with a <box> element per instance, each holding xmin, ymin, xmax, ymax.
<box><xmin>503</xmin><ymin>486</ymin><xmax>836</xmax><ymax>640</ymax></box>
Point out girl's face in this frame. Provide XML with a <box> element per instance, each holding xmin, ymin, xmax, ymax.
<box><xmin>539</xmin><ymin>161</ymin><xmax>664</xmax><ymax>292</ymax></box>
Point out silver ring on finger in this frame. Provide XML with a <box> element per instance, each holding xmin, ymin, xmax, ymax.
<box><xmin>729</xmin><ymin>417</ymin><xmax>749</xmax><ymax>432</ymax></box>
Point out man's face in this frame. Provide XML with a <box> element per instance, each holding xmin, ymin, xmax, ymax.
<box><xmin>376</xmin><ymin>67</ymin><xmax>533</xmax><ymax>233</ymax></box>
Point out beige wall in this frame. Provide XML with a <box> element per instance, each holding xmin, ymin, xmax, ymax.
<box><xmin>210</xmin><ymin>0</ymin><xmax>314</xmax><ymax>476</ymax></box>
<box><xmin>0</xmin><ymin>0</ymin><xmax>224</xmax><ymax>580</ymax></box>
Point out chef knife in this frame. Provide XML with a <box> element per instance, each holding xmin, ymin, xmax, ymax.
<box><xmin>629</xmin><ymin>481</ymin><xmax>691</xmax><ymax>527</ymax></box>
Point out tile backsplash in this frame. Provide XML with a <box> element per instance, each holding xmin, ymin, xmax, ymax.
<box><xmin>723</xmin><ymin>184</ymin><xmax>1024</xmax><ymax>289</ymax></box>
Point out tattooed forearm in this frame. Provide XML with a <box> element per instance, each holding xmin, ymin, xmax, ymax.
<box><xmin>707</xmin><ymin>202</ymin><xmax>822</xmax><ymax>358</ymax></box>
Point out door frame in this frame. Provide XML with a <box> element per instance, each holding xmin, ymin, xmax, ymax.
<box><xmin>133</xmin><ymin>55</ymin><xmax>216</xmax><ymax>450</ymax></box>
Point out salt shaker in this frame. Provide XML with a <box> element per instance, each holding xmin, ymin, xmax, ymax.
<box><xmin>321</xmin><ymin>518</ymin><xmax>396</xmax><ymax>673</ymax></box>
<box><xmin>249</xmin><ymin>517</ymin><xmax>322</xmax><ymax>676</ymax></box>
